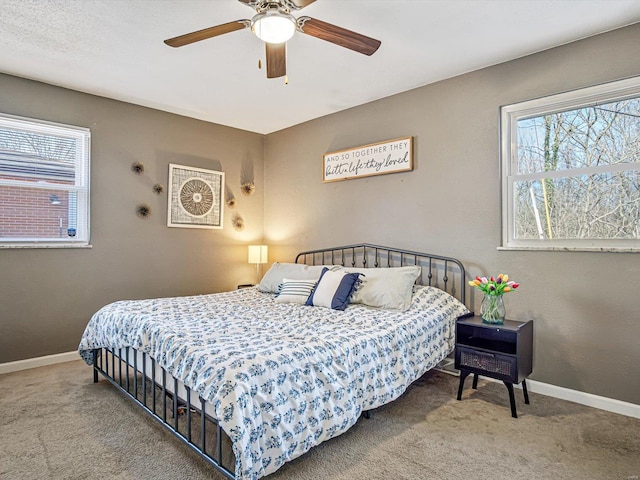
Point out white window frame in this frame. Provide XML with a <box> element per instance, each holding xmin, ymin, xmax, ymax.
<box><xmin>0</xmin><ymin>113</ymin><xmax>91</xmax><ymax>248</ymax></box>
<box><xmin>500</xmin><ymin>76</ymin><xmax>640</xmax><ymax>252</ymax></box>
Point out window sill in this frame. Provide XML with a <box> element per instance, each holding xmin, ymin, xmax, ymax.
<box><xmin>497</xmin><ymin>246</ymin><xmax>640</xmax><ymax>253</ymax></box>
<box><xmin>0</xmin><ymin>244</ymin><xmax>93</xmax><ymax>249</ymax></box>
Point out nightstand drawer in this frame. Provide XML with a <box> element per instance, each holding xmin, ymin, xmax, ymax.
<box><xmin>456</xmin><ymin>346</ymin><xmax>517</xmax><ymax>382</ymax></box>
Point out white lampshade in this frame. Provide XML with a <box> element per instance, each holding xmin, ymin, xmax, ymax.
<box><xmin>251</xmin><ymin>11</ymin><xmax>296</xmax><ymax>44</ymax></box>
<box><xmin>248</xmin><ymin>245</ymin><xmax>268</xmax><ymax>264</ymax></box>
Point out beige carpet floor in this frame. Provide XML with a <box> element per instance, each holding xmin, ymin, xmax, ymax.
<box><xmin>1</xmin><ymin>359</ymin><xmax>638</xmax><ymax>480</ymax></box>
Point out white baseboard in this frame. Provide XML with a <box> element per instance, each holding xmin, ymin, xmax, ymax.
<box><xmin>2</xmin><ymin>351</ymin><xmax>639</xmax><ymax>419</ymax></box>
<box><xmin>473</xmin><ymin>374</ymin><xmax>640</xmax><ymax>419</ymax></box>
<box><xmin>523</xmin><ymin>378</ymin><xmax>640</xmax><ymax>419</ymax></box>
<box><xmin>0</xmin><ymin>351</ymin><xmax>80</xmax><ymax>375</ymax></box>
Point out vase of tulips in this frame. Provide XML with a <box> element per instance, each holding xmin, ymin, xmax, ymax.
<box><xmin>469</xmin><ymin>274</ymin><xmax>519</xmax><ymax>324</ymax></box>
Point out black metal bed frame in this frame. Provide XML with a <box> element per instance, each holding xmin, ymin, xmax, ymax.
<box><xmin>91</xmin><ymin>243</ymin><xmax>468</xmax><ymax>480</ymax></box>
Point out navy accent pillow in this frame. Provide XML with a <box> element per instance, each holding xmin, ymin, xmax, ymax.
<box><xmin>306</xmin><ymin>267</ymin><xmax>361</xmax><ymax>310</ymax></box>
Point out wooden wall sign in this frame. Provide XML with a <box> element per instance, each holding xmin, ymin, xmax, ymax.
<box><xmin>323</xmin><ymin>136</ymin><xmax>413</xmax><ymax>182</ymax></box>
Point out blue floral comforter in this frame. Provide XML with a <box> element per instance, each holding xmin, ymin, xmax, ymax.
<box><xmin>78</xmin><ymin>285</ymin><xmax>468</xmax><ymax>479</ymax></box>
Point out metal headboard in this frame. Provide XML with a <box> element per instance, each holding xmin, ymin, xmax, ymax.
<box><xmin>295</xmin><ymin>243</ymin><xmax>467</xmax><ymax>307</ymax></box>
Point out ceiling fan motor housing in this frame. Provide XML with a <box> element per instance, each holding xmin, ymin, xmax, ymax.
<box><xmin>251</xmin><ymin>3</ymin><xmax>297</xmax><ymax>44</ymax></box>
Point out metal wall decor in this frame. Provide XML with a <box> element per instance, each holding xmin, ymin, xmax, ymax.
<box><xmin>131</xmin><ymin>161</ymin><xmax>145</xmax><ymax>174</ymax></box>
<box><xmin>167</xmin><ymin>164</ymin><xmax>225</xmax><ymax>229</ymax></box>
<box><xmin>136</xmin><ymin>204</ymin><xmax>151</xmax><ymax>218</ymax></box>
<box><xmin>323</xmin><ymin>136</ymin><xmax>413</xmax><ymax>182</ymax></box>
<box><xmin>226</xmin><ymin>185</ymin><xmax>237</xmax><ymax>208</ymax></box>
<box><xmin>240</xmin><ymin>182</ymin><xmax>255</xmax><ymax>196</ymax></box>
<box><xmin>231</xmin><ymin>213</ymin><xmax>244</xmax><ymax>231</ymax></box>
<box><xmin>240</xmin><ymin>157</ymin><xmax>255</xmax><ymax>195</ymax></box>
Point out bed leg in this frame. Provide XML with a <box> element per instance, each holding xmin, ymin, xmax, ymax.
<box><xmin>92</xmin><ymin>349</ymin><xmax>99</xmax><ymax>383</ymax></box>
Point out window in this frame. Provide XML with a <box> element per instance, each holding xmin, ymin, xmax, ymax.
<box><xmin>501</xmin><ymin>77</ymin><xmax>640</xmax><ymax>251</ymax></box>
<box><xmin>0</xmin><ymin>113</ymin><xmax>90</xmax><ymax>247</ymax></box>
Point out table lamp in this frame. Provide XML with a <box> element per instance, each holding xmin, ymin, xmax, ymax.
<box><xmin>248</xmin><ymin>245</ymin><xmax>268</xmax><ymax>284</ymax></box>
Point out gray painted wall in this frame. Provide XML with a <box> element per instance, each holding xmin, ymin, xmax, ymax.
<box><xmin>0</xmin><ymin>73</ymin><xmax>265</xmax><ymax>363</ymax></box>
<box><xmin>264</xmin><ymin>24</ymin><xmax>640</xmax><ymax>404</ymax></box>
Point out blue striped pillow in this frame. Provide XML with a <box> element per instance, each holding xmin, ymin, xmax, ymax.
<box><xmin>275</xmin><ymin>278</ymin><xmax>317</xmax><ymax>304</ymax></box>
<box><xmin>305</xmin><ymin>267</ymin><xmax>361</xmax><ymax>310</ymax></box>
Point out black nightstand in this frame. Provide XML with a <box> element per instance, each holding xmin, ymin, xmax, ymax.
<box><xmin>455</xmin><ymin>315</ymin><xmax>533</xmax><ymax>418</ymax></box>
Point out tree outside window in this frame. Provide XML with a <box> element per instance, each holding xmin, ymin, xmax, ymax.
<box><xmin>501</xmin><ymin>77</ymin><xmax>640</xmax><ymax>251</ymax></box>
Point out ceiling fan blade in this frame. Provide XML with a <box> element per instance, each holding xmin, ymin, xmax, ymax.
<box><xmin>297</xmin><ymin>17</ymin><xmax>381</xmax><ymax>56</ymax></box>
<box><xmin>266</xmin><ymin>42</ymin><xmax>286</xmax><ymax>78</ymax></box>
<box><xmin>287</xmin><ymin>0</ymin><xmax>317</xmax><ymax>9</ymax></box>
<box><xmin>164</xmin><ymin>20</ymin><xmax>250</xmax><ymax>48</ymax></box>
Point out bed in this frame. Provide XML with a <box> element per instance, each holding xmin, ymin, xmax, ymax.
<box><xmin>79</xmin><ymin>244</ymin><xmax>470</xmax><ymax>480</ymax></box>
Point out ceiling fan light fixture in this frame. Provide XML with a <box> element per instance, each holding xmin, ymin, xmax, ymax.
<box><xmin>251</xmin><ymin>10</ymin><xmax>296</xmax><ymax>44</ymax></box>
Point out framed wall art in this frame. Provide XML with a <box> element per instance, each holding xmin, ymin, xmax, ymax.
<box><xmin>167</xmin><ymin>163</ymin><xmax>225</xmax><ymax>229</ymax></box>
<box><xmin>323</xmin><ymin>136</ymin><xmax>413</xmax><ymax>182</ymax></box>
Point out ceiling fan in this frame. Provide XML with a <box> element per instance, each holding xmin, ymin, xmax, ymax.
<box><xmin>164</xmin><ymin>0</ymin><xmax>381</xmax><ymax>79</ymax></box>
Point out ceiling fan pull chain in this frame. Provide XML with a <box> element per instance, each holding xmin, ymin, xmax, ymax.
<box><xmin>285</xmin><ymin>75</ymin><xmax>289</xmax><ymax>85</ymax></box>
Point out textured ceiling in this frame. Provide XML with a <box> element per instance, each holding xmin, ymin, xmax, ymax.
<box><xmin>1</xmin><ymin>0</ymin><xmax>639</xmax><ymax>134</ymax></box>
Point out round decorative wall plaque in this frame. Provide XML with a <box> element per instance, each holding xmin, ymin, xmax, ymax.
<box><xmin>179</xmin><ymin>178</ymin><xmax>214</xmax><ymax>216</ymax></box>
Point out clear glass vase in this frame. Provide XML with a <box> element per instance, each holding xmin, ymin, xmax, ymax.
<box><xmin>480</xmin><ymin>294</ymin><xmax>505</xmax><ymax>324</ymax></box>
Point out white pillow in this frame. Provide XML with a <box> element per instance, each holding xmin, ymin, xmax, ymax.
<box><xmin>412</xmin><ymin>285</ymin><xmax>470</xmax><ymax>318</ymax></box>
<box><xmin>258</xmin><ymin>263</ymin><xmax>328</xmax><ymax>293</ymax></box>
<box><xmin>274</xmin><ymin>278</ymin><xmax>317</xmax><ymax>304</ymax></box>
<box><xmin>342</xmin><ymin>265</ymin><xmax>421</xmax><ymax>311</ymax></box>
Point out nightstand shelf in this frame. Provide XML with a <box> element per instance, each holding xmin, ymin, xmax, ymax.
<box><xmin>455</xmin><ymin>315</ymin><xmax>533</xmax><ymax>418</ymax></box>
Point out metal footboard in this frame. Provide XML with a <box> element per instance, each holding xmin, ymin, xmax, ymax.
<box><xmin>91</xmin><ymin>347</ymin><xmax>235</xmax><ymax>479</ymax></box>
